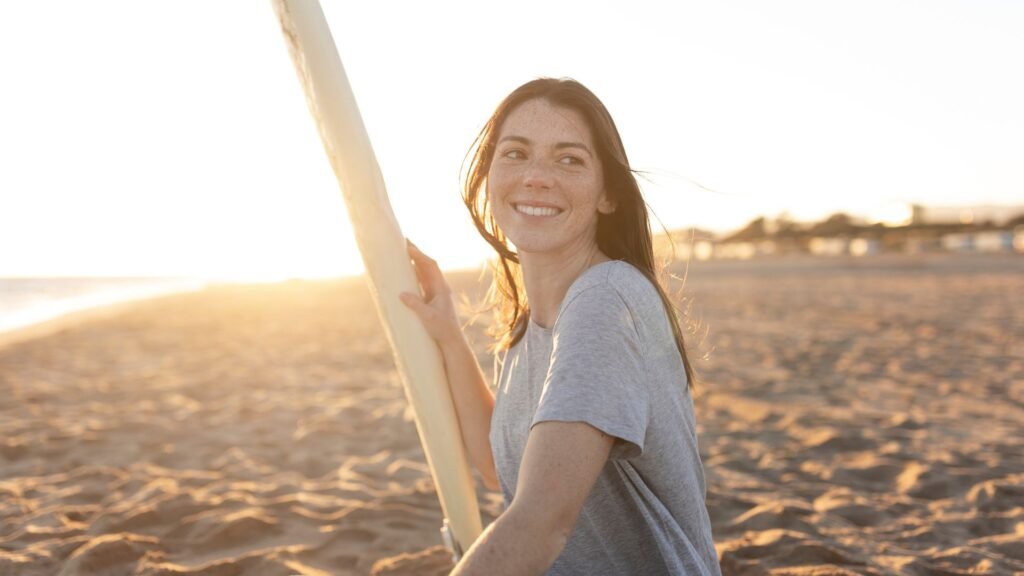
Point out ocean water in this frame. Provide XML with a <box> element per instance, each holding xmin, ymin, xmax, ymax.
<box><xmin>0</xmin><ymin>277</ymin><xmax>208</xmax><ymax>334</ymax></box>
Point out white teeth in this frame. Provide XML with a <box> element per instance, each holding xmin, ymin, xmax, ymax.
<box><xmin>515</xmin><ymin>204</ymin><xmax>561</xmax><ymax>217</ymax></box>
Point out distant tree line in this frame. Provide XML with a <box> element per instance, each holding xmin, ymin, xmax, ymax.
<box><xmin>719</xmin><ymin>211</ymin><xmax>1024</xmax><ymax>244</ymax></box>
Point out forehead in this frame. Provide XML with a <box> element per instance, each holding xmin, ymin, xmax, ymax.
<box><xmin>496</xmin><ymin>99</ymin><xmax>594</xmax><ymax>145</ymax></box>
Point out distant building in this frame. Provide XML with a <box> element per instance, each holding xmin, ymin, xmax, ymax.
<box><xmin>659</xmin><ymin>240</ymin><xmax>714</xmax><ymax>261</ymax></box>
<box><xmin>654</xmin><ymin>229</ymin><xmax>717</xmax><ymax>261</ymax></box>
<box><xmin>941</xmin><ymin>233</ymin><xmax>974</xmax><ymax>252</ymax></box>
<box><xmin>974</xmin><ymin>230</ymin><xmax>1015</xmax><ymax>252</ymax></box>
<box><xmin>755</xmin><ymin>240</ymin><xmax>777</xmax><ymax>256</ymax></box>
<box><xmin>850</xmin><ymin>238</ymin><xmax>880</xmax><ymax>256</ymax></box>
<box><xmin>695</xmin><ymin>241</ymin><xmax>714</xmax><ymax>260</ymax></box>
<box><xmin>714</xmin><ymin>242</ymin><xmax>757</xmax><ymax>260</ymax></box>
<box><xmin>809</xmin><ymin>237</ymin><xmax>849</xmax><ymax>256</ymax></box>
<box><xmin>911</xmin><ymin>204</ymin><xmax>1024</xmax><ymax>226</ymax></box>
<box><xmin>905</xmin><ymin>236</ymin><xmax>943</xmax><ymax>254</ymax></box>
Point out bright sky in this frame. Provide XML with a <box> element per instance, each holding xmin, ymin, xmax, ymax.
<box><xmin>1</xmin><ymin>1</ymin><xmax>1022</xmax><ymax>280</ymax></box>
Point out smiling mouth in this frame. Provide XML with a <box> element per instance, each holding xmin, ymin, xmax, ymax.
<box><xmin>513</xmin><ymin>203</ymin><xmax>563</xmax><ymax>217</ymax></box>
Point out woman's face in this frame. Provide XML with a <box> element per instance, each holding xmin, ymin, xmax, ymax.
<box><xmin>487</xmin><ymin>98</ymin><xmax>615</xmax><ymax>260</ymax></box>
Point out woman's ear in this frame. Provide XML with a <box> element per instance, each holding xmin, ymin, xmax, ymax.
<box><xmin>598</xmin><ymin>190</ymin><xmax>617</xmax><ymax>214</ymax></box>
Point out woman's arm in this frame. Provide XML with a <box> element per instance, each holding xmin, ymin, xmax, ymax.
<box><xmin>437</xmin><ymin>331</ymin><xmax>500</xmax><ymax>491</ymax></box>
<box><xmin>399</xmin><ymin>240</ymin><xmax>499</xmax><ymax>490</ymax></box>
<box><xmin>451</xmin><ymin>420</ymin><xmax>615</xmax><ymax>575</ymax></box>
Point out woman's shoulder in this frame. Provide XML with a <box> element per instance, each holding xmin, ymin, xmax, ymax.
<box><xmin>554</xmin><ymin>261</ymin><xmax>665</xmax><ymax>338</ymax></box>
<box><xmin>564</xmin><ymin>260</ymin><xmax>661</xmax><ymax>309</ymax></box>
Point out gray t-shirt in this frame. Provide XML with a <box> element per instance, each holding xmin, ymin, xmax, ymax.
<box><xmin>489</xmin><ymin>260</ymin><xmax>721</xmax><ymax>575</ymax></box>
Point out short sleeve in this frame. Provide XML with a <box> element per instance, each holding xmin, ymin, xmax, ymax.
<box><xmin>530</xmin><ymin>284</ymin><xmax>650</xmax><ymax>460</ymax></box>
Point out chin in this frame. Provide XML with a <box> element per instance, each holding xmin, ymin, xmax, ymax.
<box><xmin>505</xmin><ymin>236</ymin><xmax>550</xmax><ymax>255</ymax></box>
<box><xmin>507</xmin><ymin>235</ymin><xmax>577</xmax><ymax>258</ymax></box>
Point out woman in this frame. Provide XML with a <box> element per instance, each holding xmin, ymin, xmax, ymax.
<box><xmin>400</xmin><ymin>78</ymin><xmax>720</xmax><ymax>575</ymax></box>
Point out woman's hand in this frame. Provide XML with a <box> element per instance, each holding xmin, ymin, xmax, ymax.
<box><xmin>399</xmin><ymin>239</ymin><xmax>464</xmax><ymax>349</ymax></box>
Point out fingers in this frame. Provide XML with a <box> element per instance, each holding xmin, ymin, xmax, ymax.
<box><xmin>406</xmin><ymin>241</ymin><xmax>434</xmax><ymax>299</ymax></box>
<box><xmin>406</xmin><ymin>239</ymin><xmax>434</xmax><ymax>268</ymax></box>
<box><xmin>406</xmin><ymin>239</ymin><xmax>435</xmax><ymax>267</ymax></box>
<box><xmin>399</xmin><ymin>292</ymin><xmax>429</xmax><ymax>317</ymax></box>
<box><xmin>405</xmin><ymin>238</ymin><xmax>448</xmax><ymax>297</ymax></box>
<box><xmin>400</xmin><ymin>291</ymin><xmax>444</xmax><ymax>329</ymax></box>
<box><xmin>400</xmin><ymin>291</ymin><xmax>458</xmax><ymax>346</ymax></box>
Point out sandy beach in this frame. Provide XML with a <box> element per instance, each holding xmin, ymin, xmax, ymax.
<box><xmin>1</xmin><ymin>253</ymin><xmax>1022</xmax><ymax>575</ymax></box>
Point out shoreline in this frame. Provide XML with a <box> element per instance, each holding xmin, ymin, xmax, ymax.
<box><xmin>0</xmin><ymin>276</ymin><xmax>368</xmax><ymax>352</ymax></box>
<box><xmin>0</xmin><ymin>296</ymin><xmax>172</xmax><ymax>351</ymax></box>
<box><xmin>0</xmin><ymin>284</ymin><xmax>212</xmax><ymax>351</ymax></box>
<box><xmin>4</xmin><ymin>252</ymin><xmax>1018</xmax><ymax>351</ymax></box>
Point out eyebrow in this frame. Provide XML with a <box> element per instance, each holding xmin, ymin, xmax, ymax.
<box><xmin>497</xmin><ymin>135</ymin><xmax>593</xmax><ymax>157</ymax></box>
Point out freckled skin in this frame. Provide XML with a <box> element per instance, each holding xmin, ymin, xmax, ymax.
<box><xmin>487</xmin><ymin>99</ymin><xmax>616</xmax><ymax>263</ymax></box>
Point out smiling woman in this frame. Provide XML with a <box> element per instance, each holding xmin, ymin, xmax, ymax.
<box><xmin>402</xmin><ymin>78</ymin><xmax>721</xmax><ymax>575</ymax></box>
<box><xmin>487</xmin><ymin>99</ymin><xmax>617</xmax><ymax>270</ymax></box>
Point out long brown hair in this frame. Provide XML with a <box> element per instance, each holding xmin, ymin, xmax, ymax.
<box><xmin>462</xmin><ymin>77</ymin><xmax>697</xmax><ymax>390</ymax></box>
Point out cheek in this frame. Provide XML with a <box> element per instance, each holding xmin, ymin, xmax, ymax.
<box><xmin>485</xmin><ymin>180</ymin><xmax>508</xmax><ymax>217</ymax></box>
<box><xmin>487</xmin><ymin>165</ymin><xmax>518</xmax><ymax>194</ymax></box>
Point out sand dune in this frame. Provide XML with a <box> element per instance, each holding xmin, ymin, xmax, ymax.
<box><xmin>1</xmin><ymin>254</ymin><xmax>1022</xmax><ymax>575</ymax></box>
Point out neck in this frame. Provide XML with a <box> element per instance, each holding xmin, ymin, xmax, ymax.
<box><xmin>520</xmin><ymin>242</ymin><xmax>611</xmax><ymax>329</ymax></box>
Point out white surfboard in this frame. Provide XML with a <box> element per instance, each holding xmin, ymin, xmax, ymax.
<box><xmin>271</xmin><ymin>0</ymin><xmax>483</xmax><ymax>559</ymax></box>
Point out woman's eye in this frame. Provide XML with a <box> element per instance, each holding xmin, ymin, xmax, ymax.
<box><xmin>502</xmin><ymin>149</ymin><xmax>525</xmax><ymax>160</ymax></box>
<box><xmin>559</xmin><ymin>155</ymin><xmax>584</xmax><ymax>166</ymax></box>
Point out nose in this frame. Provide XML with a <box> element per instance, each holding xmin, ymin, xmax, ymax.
<box><xmin>522</xmin><ymin>159</ymin><xmax>554</xmax><ymax>190</ymax></box>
